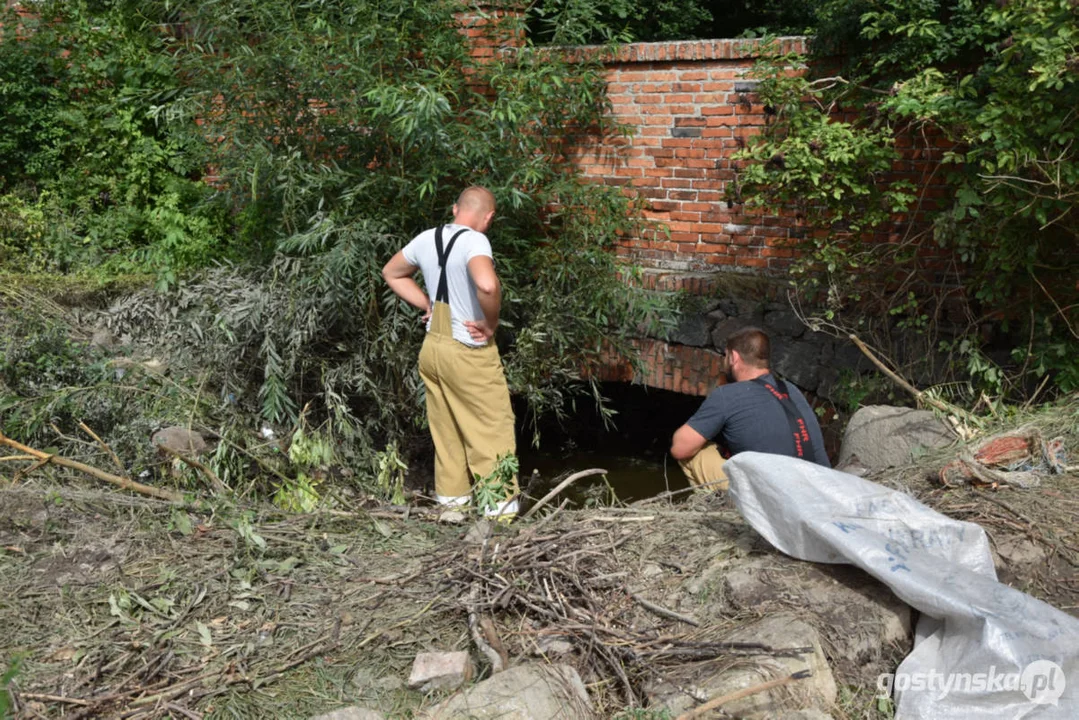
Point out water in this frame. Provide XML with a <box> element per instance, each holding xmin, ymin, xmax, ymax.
<box><xmin>517</xmin><ymin>447</ymin><xmax>689</xmax><ymax>504</ymax></box>
<box><xmin>514</xmin><ymin>383</ymin><xmax>701</xmax><ymax>505</ymax></box>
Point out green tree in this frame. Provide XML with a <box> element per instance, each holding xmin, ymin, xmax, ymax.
<box><xmin>0</xmin><ymin>1</ymin><xmax>227</xmax><ymax>281</ymax></box>
<box><xmin>77</xmin><ymin>0</ymin><xmax>677</xmax><ymax>457</ymax></box>
<box><xmin>734</xmin><ymin>0</ymin><xmax>1079</xmax><ymax>395</ymax></box>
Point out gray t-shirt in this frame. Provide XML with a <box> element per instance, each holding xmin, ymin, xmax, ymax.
<box><xmin>686</xmin><ymin>373</ymin><xmax>830</xmax><ymax>467</ymax></box>
<box><xmin>402</xmin><ymin>224</ymin><xmax>493</xmax><ymax>347</ymax></box>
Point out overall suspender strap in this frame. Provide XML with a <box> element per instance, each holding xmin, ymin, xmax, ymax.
<box><xmin>433</xmin><ymin>225</ymin><xmax>468</xmax><ymax>304</ymax></box>
<box><xmin>751</xmin><ymin>377</ymin><xmax>818</xmax><ymax>464</ymax></box>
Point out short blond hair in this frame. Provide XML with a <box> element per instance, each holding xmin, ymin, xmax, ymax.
<box><xmin>456</xmin><ymin>186</ymin><xmax>495</xmax><ymax>214</ymax></box>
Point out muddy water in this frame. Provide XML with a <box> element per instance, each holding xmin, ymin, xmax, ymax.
<box><xmin>517</xmin><ymin>447</ymin><xmax>688</xmax><ymax>504</ymax></box>
<box><xmin>513</xmin><ymin>383</ymin><xmax>701</xmax><ymax>505</ymax></box>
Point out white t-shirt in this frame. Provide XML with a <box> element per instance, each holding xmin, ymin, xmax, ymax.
<box><xmin>402</xmin><ymin>224</ymin><xmax>493</xmax><ymax>347</ymax></box>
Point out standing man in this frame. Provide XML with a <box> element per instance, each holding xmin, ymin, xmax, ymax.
<box><xmin>670</xmin><ymin>326</ymin><xmax>829</xmax><ymax>491</ymax></box>
<box><xmin>382</xmin><ymin>186</ymin><xmax>518</xmax><ymax>518</ymax></box>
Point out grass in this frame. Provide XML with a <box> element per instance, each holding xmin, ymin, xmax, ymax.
<box><xmin>0</xmin><ymin>483</ymin><xmax>461</xmax><ymax>719</ymax></box>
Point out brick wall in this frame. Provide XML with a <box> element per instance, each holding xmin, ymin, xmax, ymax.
<box><xmin>572</xmin><ymin>38</ymin><xmax>810</xmax><ymax>275</ymax></box>
<box><xmin>563</xmin><ymin>38</ymin><xmax>957</xmax><ymax>397</ymax></box>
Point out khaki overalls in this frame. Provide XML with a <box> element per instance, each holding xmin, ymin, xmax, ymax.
<box><xmin>417</xmin><ymin>226</ymin><xmax>518</xmax><ymax>508</ymax></box>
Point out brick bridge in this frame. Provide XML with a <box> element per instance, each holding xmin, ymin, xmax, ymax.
<box><xmin>466</xmin><ymin>15</ymin><xmax>953</xmax><ymax>399</ymax></box>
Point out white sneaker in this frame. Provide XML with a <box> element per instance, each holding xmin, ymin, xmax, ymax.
<box><xmin>435</xmin><ymin>494</ymin><xmax>471</xmax><ymax>507</ymax></box>
<box><xmin>484</xmin><ymin>497</ymin><xmax>519</xmax><ymax>521</ymax></box>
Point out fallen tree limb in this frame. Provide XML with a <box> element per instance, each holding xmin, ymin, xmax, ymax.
<box><xmin>157</xmin><ymin>445</ymin><xmax>229</xmax><ymax>494</ymax></box>
<box><xmin>468</xmin><ymin>584</ymin><xmax>507</xmax><ymax>673</ymax></box>
<box><xmin>523</xmin><ymin>468</ymin><xmax>607</xmax><ymax>519</ymax></box>
<box><xmin>629</xmin><ymin>592</ymin><xmax>700</xmax><ymax>627</ymax></box>
<box><xmin>0</xmin><ymin>431</ymin><xmax>181</xmax><ymax>502</ymax></box>
<box><xmin>849</xmin><ymin>334</ymin><xmax>974</xmax><ymax>428</ymax></box>
<box><xmin>675</xmin><ymin>669</ymin><xmax>811</xmax><ymax>720</ymax></box>
<box><xmin>78</xmin><ymin>421</ymin><xmax>127</xmax><ymax>476</ymax></box>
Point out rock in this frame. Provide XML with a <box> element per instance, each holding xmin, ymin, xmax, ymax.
<box><xmin>651</xmin><ymin>614</ymin><xmax>836</xmax><ymax>718</ymax></box>
<box><xmin>770</xmin><ymin>336</ymin><xmax>823</xmax><ymax>392</ymax></box>
<box><xmin>831</xmin><ymin>341</ymin><xmax>872</xmax><ymax>372</ymax></box>
<box><xmin>705</xmin><ymin>308</ymin><xmax>729</xmax><ymax>325</ymax></box>
<box><xmin>309</xmin><ymin>708</ymin><xmax>385</xmax><ymax>720</ymax></box>
<box><xmin>465</xmin><ymin>519</ymin><xmax>493</xmax><ymax>545</ymax></box>
<box><xmin>835</xmin><ymin>454</ymin><xmax>871</xmax><ymax>477</ymax></box>
<box><xmin>423</xmin><ymin>664</ymin><xmax>593</xmax><ymax>720</ymax></box>
<box><xmin>408</xmin><ymin>651</ymin><xmax>473</xmax><ymax>692</ymax></box>
<box><xmin>90</xmin><ymin>328</ymin><xmax>117</xmax><ymax>349</ymax></box>
<box><xmin>720</xmin><ymin>559</ymin><xmax>912</xmax><ymax>684</ymax></box>
<box><xmin>151</xmin><ymin>427</ymin><xmax>207</xmax><ymax>456</ymax></box>
<box><xmin>994</xmin><ymin>535</ymin><xmax>1047</xmax><ymax>568</ymax></box>
<box><xmin>838</xmin><ymin>405</ymin><xmax>954</xmax><ymax>470</ymax></box>
<box><xmin>438</xmin><ymin>510</ymin><xmax>467</xmax><ymax>524</ymax></box>
<box><xmin>669</xmin><ymin>314</ymin><xmax>713</xmax><ymax>347</ymax></box>
<box><xmin>711</xmin><ymin>317</ymin><xmax>755</xmax><ymax>350</ymax></box>
<box><xmin>764</xmin><ymin>309</ymin><xmax>806</xmax><ymax>338</ymax></box>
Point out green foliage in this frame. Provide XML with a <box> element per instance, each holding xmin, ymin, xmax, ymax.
<box><xmin>0</xmin><ymin>655</ymin><xmax>21</xmax><ymax>719</ymax></box>
<box><xmin>374</xmin><ymin>442</ymin><xmax>409</xmax><ymax>506</ymax></box>
<box><xmin>0</xmin><ymin>2</ymin><xmax>228</xmax><ymax>283</ymax></box>
<box><xmin>2</xmin><ymin>0</ymin><xmax>681</xmax><ymax>495</ymax></box>
<box><xmin>830</xmin><ymin>369</ymin><xmax>891</xmax><ymax>414</ymax></box>
<box><xmin>736</xmin><ymin>1</ymin><xmax>1079</xmax><ymax>396</ymax></box>
<box><xmin>0</xmin><ymin>312</ymin><xmax>126</xmax><ymax>445</ymax></box>
<box><xmin>86</xmin><ymin>0</ymin><xmax>678</xmax><ymax>449</ymax></box>
<box><xmin>473</xmin><ymin>453</ymin><xmax>520</xmax><ymax>513</ymax></box>
<box><xmin>274</xmin><ymin>426</ymin><xmax>331</xmax><ymax>512</ymax></box>
<box><xmin>530</xmin><ymin>0</ymin><xmax>709</xmax><ymax>44</ymax></box>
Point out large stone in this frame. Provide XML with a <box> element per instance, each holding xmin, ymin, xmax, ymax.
<box><xmin>831</xmin><ymin>341</ymin><xmax>872</xmax><ymax>372</ymax></box>
<box><xmin>408</xmin><ymin>651</ymin><xmax>473</xmax><ymax>692</ymax></box>
<box><xmin>994</xmin><ymin>535</ymin><xmax>1047</xmax><ymax>569</ymax></box>
<box><xmin>309</xmin><ymin>708</ymin><xmax>385</xmax><ymax>720</ymax></box>
<box><xmin>838</xmin><ymin>405</ymin><xmax>954</xmax><ymax>470</ymax></box>
<box><xmin>651</xmin><ymin>614</ymin><xmax>836</xmax><ymax>718</ymax></box>
<box><xmin>721</xmin><ymin>558</ymin><xmax>912</xmax><ymax>684</ymax></box>
<box><xmin>711</xmin><ymin>317</ymin><xmax>756</xmax><ymax>350</ymax></box>
<box><xmin>770</xmin><ymin>336</ymin><xmax>823</xmax><ymax>392</ymax></box>
<box><xmin>764</xmin><ymin>309</ymin><xmax>806</xmax><ymax>338</ymax></box>
<box><xmin>423</xmin><ymin>664</ymin><xmax>593</xmax><ymax>720</ymax></box>
<box><xmin>151</xmin><ymin>426</ymin><xmax>207</xmax><ymax>456</ymax></box>
<box><xmin>670</xmin><ymin>314</ymin><xmax>713</xmax><ymax>347</ymax></box>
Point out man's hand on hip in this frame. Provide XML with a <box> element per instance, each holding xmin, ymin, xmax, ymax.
<box><xmin>463</xmin><ymin>319</ymin><xmax>495</xmax><ymax>343</ymax></box>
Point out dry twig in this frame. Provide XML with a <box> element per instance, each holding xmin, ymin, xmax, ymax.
<box><xmin>523</xmin><ymin>468</ymin><xmax>607</xmax><ymax>519</ymax></box>
<box><xmin>675</xmin><ymin>669</ymin><xmax>811</xmax><ymax>719</ymax></box>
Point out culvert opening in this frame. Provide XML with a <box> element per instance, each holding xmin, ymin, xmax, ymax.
<box><xmin>514</xmin><ymin>382</ymin><xmax>705</xmax><ymax>504</ymax></box>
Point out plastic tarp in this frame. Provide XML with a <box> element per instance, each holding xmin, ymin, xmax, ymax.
<box><xmin>725</xmin><ymin>452</ymin><xmax>1079</xmax><ymax>718</ymax></box>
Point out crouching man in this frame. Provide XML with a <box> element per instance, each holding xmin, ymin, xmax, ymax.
<box><xmin>670</xmin><ymin>327</ymin><xmax>830</xmax><ymax>491</ymax></box>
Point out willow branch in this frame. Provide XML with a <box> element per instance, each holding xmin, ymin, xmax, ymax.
<box><xmin>848</xmin><ymin>334</ymin><xmax>973</xmax><ymax>427</ymax></box>
<box><xmin>0</xmin><ymin>431</ymin><xmax>181</xmax><ymax>502</ymax></box>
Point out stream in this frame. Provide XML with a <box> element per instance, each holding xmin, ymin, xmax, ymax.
<box><xmin>514</xmin><ymin>383</ymin><xmax>700</xmax><ymax>504</ymax></box>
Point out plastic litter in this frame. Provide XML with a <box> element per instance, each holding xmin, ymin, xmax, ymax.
<box><xmin>939</xmin><ymin>428</ymin><xmax>1067</xmax><ymax>489</ymax></box>
<box><xmin>725</xmin><ymin>452</ymin><xmax>1079</xmax><ymax>719</ymax></box>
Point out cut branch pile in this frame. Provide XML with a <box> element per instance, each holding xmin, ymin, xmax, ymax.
<box><xmin>431</xmin><ymin>515</ymin><xmax>815</xmax><ymax>709</ymax></box>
